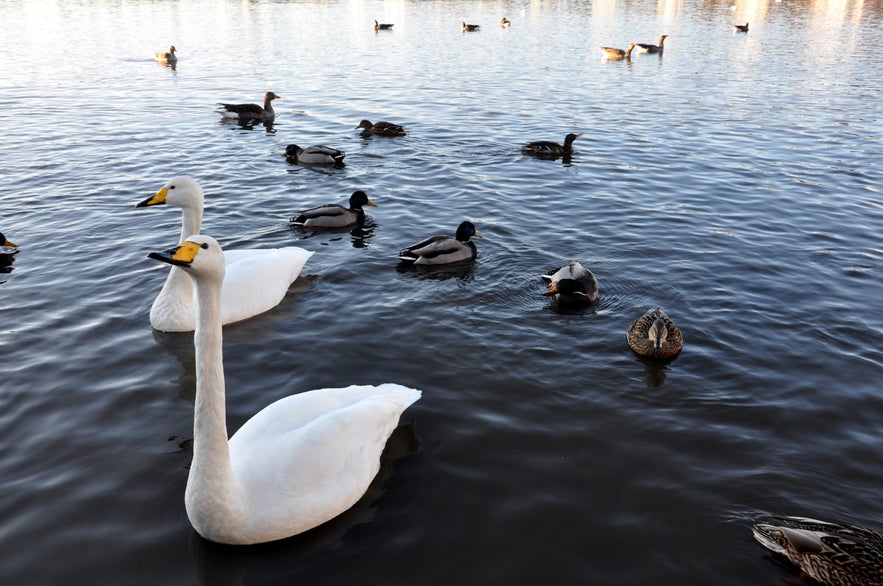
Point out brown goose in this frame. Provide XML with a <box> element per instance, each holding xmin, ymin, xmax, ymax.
<box><xmin>217</xmin><ymin>92</ymin><xmax>281</xmax><ymax>123</ymax></box>
<box><xmin>500</xmin><ymin>17</ymin><xmax>511</xmax><ymax>27</ymax></box>
<box><xmin>735</xmin><ymin>22</ymin><xmax>749</xmax><ymax>32</ymax></box>
<box><xmin>626</xmin><ymin>308</ymin><xmax>683</xmax><ymax>360</ymax></box>
<box><xmin>601</xmin><ymin>43</ymin><xmax>638</xmax><ymax>60</ymax></box>
<box><xmin>154</xmin><ymin>45</ymin><xmax>177</xmax><ymax>63</ymax></box>
<box><xmin>636</xmin><ymin>35</ymin><xmax>668</xmax><ymax>54</ymax></box>
<box><xmin>462</xmin><ymin>21</ymin><xmax>480</xmax><ymax>32</ymax></box>
<box><xmin>374</xmin><ymin>19</ymin><xmax>394</xmax><ymax>30</ymax></box>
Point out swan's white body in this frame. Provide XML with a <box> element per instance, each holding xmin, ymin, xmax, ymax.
<box><xmin>150</xmin><ymin>236</ymin><xmax>421</xmax><ymax>544</ymax></box>
<box><xmin>137</xmin><ymin>176</ymin><xmax>314</xmax><ymax>332</ymax></box>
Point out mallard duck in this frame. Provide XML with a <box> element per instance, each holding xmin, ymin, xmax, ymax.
<box><xmin>148</xmin><ymin>235</ymin><xmax>421</xmax><ymax>544</ymax></box>
<box><xmin>284</xmin><ymin>144</ymin><xmax>346</xmax><ymax>166</ymax></box>
<box><xmin>154</xmin><ymin>45</ymin><xmax>177</xmax><ymax>63</ymax></box>
<box><xmin>626</xmin><ymin>307</ymin><xmax>683</xmax><ymax>360</ymax></box>
<box><xmin>374</xmin><ymin>19</ymin><xmax>394</xmax><ymax>30</ymax></box>
<box><xmin>399</xmin><ymin>221</ymin><xmax>482</xmax><ymax>266</ymax></box>
<box><xmin>541</xmin><ymin>261</ymin><xmax>599</xmax><ymax>306</ymax></box>
<box><xmin>356</xmin><ymin>119</ymin><xmax>406</xmax><ymax>137</ymax></box>
<box><xmin>500</xmin><ymin>17</ymin><xmax>511</xmax><ymax>27</ymax></box>
<box><xmin>290</xmin><ymin>191</ymin><xmax>377</xmax><ymax>229</ymax></box>
<box><xmin>735</xmin><ymin>22</ymin><xmax>749</xmax><ymax>32</ymax></box>
<box><xmin>636</xmin><ymin>35</ymin><xmax>668</xmax><ymax>54</ymax></box>
<box><xmin>522</xmin><ymin>133</ymin><xmax>583</xmax><ymax>158</ymax></box>
<box><xmin>752</xmin><ymin>516</ymin><xmax>883</xmax><ymax>586</ymax></box>
<box><xmin>601</xmin><ymin>43</ymin><xmax>639</xmax><ymax>60</ymax></box>
<box><xmin>462</xmin><ymin>21</ymin><xmax>480</xmax><ymax>31</ymax></box>
<box><xmin>0</xmin><ymin>232</ymin><xmax>18</xmax><ymax>254</ymax></box>
<box><xmin>135</xmin><ymin>176</ymin><xmax>313</xmax><ymax>332</ymax></box>
<box><xmin>217</xmin><ymin>92</ymin><xmax>280</xmax><ymax>123</ymax></box>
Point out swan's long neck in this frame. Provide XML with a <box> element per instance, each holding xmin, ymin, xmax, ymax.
<box><xmin>188</xmin><ymin>270</ymin><xmax>236</xmax><ymax>499</ymax></box>
<box><xmin>180</xmin><ymin>206</ymin><xmax>203</xmax><ymax>242</ymax></box>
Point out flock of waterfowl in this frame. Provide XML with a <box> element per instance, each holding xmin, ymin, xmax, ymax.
<box><xmin>3</xmin><ymin>17</ymin><xmax>868</xmax><ymax>579</ymax></box>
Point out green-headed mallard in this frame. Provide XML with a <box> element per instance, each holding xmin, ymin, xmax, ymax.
<box><xmin>500</xmin><ymin>17</ymin><xmax>511</xmax><ymax>27</ymax></box>
<box><xmin>752</xmin><ymin>515</ymin><xmax>883</xmax><ymax>586</ymax></box>
<box><xmin>135</xmin><ymin>176</ymin><xmax>314</xmax><ymax>332</ymax></box>
<box><xmin>735</xmin><ymin>22</ymin><xmax>749</xmax><ymax>32</ymax></box>
<box><xmin>154</xmin><ymin>45</ymin><xmax>178</xmax><ymax>63</ymax></box>
<box><xmin>284</xmin><ymin>144</ymin><xmax>346</xmax><ymax>166</ymax></box>
<box><xmin>147</xmin><ymin>234</ymin><xmax>421</xmax><ymax>545</ymax></box>
<box><xmin>290</xmin><ymin>191</ymin><xmax>377</xmax><ymax>229</ymax></box>
<box><xmin>541</xmin><ymin>261</ymin><xmax>599</xmax><ymax>306</ymax></box>
<box><xmin>399</xmin><ymin>221</ymin><xmax>482</xmax><ymax>265</ymax></box>
<box><xmin>601</xmin><ymin>43</ymin><xmax>638</xmax><ymax>60</ymax></box>
<box><xmin>522</xmin><ymin>133</ymin><xmax>583</xmax><ymax>158</ymax></box>
<box><xmin>356</xmin><ymin>119</ymin><xmax>406</xmax><ymax>137</ymax></box>
<box><xmin>374</xmin><ymin>19</ymin><xmax>394</xmax><ymax>30</ymax></box>
<box><xmin>636</xmin><ymin>35</ymin><xmax>668</xmax><ymax>54</ymax></box>
<box><xmin>462</xmin><ymin>21</ymin><xmax>480</xmax><ymax>32</ymax></box>
<box><xmin>217</xmin><ymin>92</ymin><xmax>280</xmax><ymax>123</ymax></box>
<box><xmin>626</xmin><ymin>307</ymin><xmax>683</xmax><ymax>360</ymax></box>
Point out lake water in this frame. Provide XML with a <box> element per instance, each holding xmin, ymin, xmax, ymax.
<box><xmin>1</xmin><ymin>0</ymin><xmax>882</xmax><ymax>583</ymax></box>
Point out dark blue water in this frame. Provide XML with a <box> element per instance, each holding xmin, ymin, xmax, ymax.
<box><xmin>1</xmin><ymin>0</ymin><xmax>882</xmax><ymax>583</ymax></box>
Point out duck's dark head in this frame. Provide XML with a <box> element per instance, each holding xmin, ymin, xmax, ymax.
<box><xmin>564</xmin><ymin>133</ymin><xmax>583</xmax><ymax>148</ymax></box>
<box><xmin>356</xmin><ymin>119</ymin><xmax>373</xmax><ymax>130</ymax></box>
<box><xmin>349</xmin><ymin>190</ymin><xmax>378</xmax><ymax>210</ymax></box>
<box><xmin>284</xmin><ymin>145</ymin><xmax>302</xmax><ymax>158</ymax></box>
<box><xmin>455</xmin><ymin>221</ymin><xmax>483</xmax><ymax>242</ymax></box>
<box><xmin>543</xmin><ymin>278</ymin><xmax>589</xmax><ymax>298</ymax></box>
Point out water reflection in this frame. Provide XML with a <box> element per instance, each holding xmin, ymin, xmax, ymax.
<box><xmin>188</xmin><ymin>422</ymin><xmax>421</xmax><ymax>586</ymax></box>
<box><xmin>395</xmin><ymin>260</ymin><xmax>477</xmax><ymax>282</ymax></box>
<box><xmin>289</xmin><ymin>220</ymin><xmax>377</xmax><ymax>249</ymax></box>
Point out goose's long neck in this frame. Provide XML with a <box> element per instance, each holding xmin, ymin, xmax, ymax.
<box><xmin>190</xmin><ymin>272</ymin><xmax>233</xmax><ymax>485</ymax></box>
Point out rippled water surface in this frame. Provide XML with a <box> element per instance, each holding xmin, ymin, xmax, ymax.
<box><xmin>2</xmin><ymin>0</ymin><xmax>882</xmax><ymax>583</ymax></box>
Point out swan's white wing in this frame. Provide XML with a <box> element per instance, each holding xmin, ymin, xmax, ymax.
<box><xmin>228</xmin><ymin>384</ymin><xmax>421</xmax><ymax>539</ymax></box>
<box><xmin>219</xmin><ymin>247</ymin><xmax>313</xmax><ymax>325</ymax></box>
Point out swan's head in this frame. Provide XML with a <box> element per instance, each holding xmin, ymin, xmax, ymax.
<box><xmin>350</xmin><ymin>190</ymin><xmax>377</xmax><ymax>210</ymax></box>
<box><xmin>455</xmin><ymin>221</ymin><xmax>482</xmax><ymax>242</ymax></box>
<box><xmin>136</xmin><ymin>176</ymin><xmax>204</xmax><ymax>211</ymax></box>
<box><xmin>148</xmin><ymin>235</ymin><xmax>225</xmax><ymax>280</ymax></box>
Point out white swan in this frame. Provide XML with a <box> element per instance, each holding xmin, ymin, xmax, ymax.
<box><xmin>136</xmin><ymin>176</ymin><xmax>314</xmax><ymax>332</ymax></box>
<box><xmin>148</xmin><ymin>235</ymin><xmax>422</xmax><ymax>545</ymax></box>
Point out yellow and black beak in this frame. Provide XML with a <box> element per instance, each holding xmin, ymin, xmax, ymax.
<box><xmin>2</xmin><ymin>237</ymin><xmax>17</xmax><ymax>248</ymax></box>
<box><xmin>148</xmin><ymin>240</ymin><xmax>203</xmax><ymax>267</ymax></box>
<box><xmin>135</xmin><ymin>185</ymin><xmax>169</xmax><ymax>208</ymax></box>
<box><xmin>473</xmin><ymin>230</ymin><xmax>484</xmax><ymax>239</ymax></box>
<box><xmin>366</xmin><ymin>199</ymin><xmax>378</xmax><ymax>207</ymax></box>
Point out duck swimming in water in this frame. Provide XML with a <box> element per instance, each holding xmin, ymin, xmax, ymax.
<box><xmin>399</xmin><ymin>221</ymin><xmax>482</xmax><ymax>266</ymax></box>
<box><xmin>752</xmin><ymin>515</ymin><xmax>883</xmax><ymax>586</ymax></box>
<box><xmin>284</xmin><ymin>144</ymin><xmax>346</xmax><ymax>166</ymax></box>
<box><xmin>541</xmin><ymin>261</ymin><xmax>599</xmax><ymax>306</ymax></box>
<box><xmin>735</xmin><ymin>22</ymin><xmax>749</xmax><ymax>32</ymax></box>
<box><xmin>374</xmin><ymin>19</ymin><xmax>394</xmax><ymax>30</ymax></box>
<box><xmin>462</xmin><ymin>21</ymin><xmax>480</xmax><ymax>32</ymax></box>
<box><xmin>522</xmin><ymin>133</ymin><xmax>583</xmax><ymax>158</ymax></box>
<box><xmin>626</xmin><ymin>307</ymin><xmax>683</xmax><ymax>360</ymax></box>
<box><xmin>356</xmin><ymin>119</ymin><xmax>406</xmax><ymax>137</ymax></box>
<box><xmin>290</xmin><ymin>191</ymin><xmax>377</xmax><ymax>229</ymax></box>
